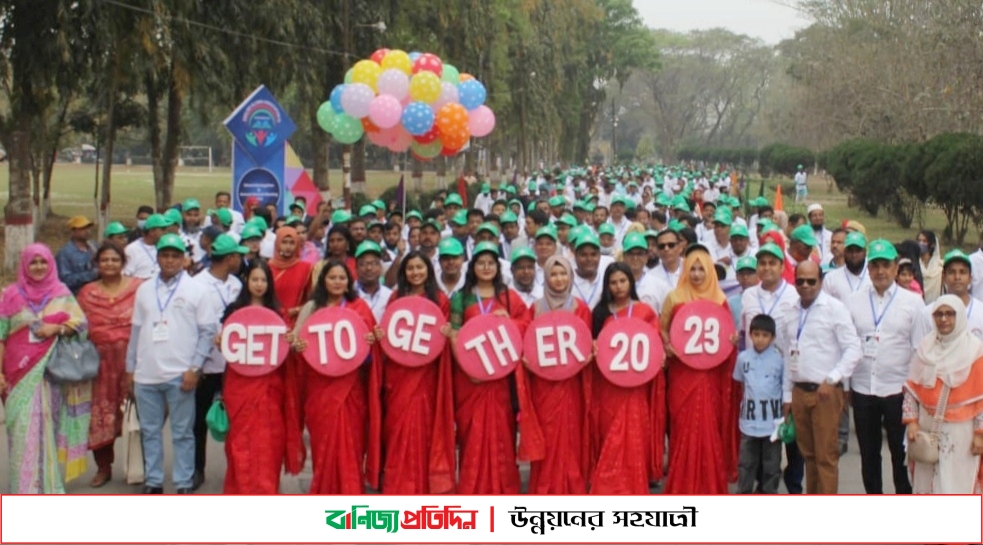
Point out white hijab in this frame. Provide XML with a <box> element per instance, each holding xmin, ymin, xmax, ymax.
<box><xmin>910</xmin><ymin>295</ymin><xmax>983</xmax><ymax>388</ymax></box>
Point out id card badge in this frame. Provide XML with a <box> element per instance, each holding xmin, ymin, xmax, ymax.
<box><xmin>863</xmin><ymin>334</ymin><xmax>879</xmax><ymax>358</ymax></box>
<box><xmin>788</xmin><ymin>340</ymin><xmax>800</xmax><ymax>373</ymax></box>
<box><xmin>28</xmin><ymin>322</ymin><xmax>42</xmax><ymax>344</ymax></box>
<box><xmin>152</xmin><ymin>321</ymin><xmax>170</xmax><ymax>342</ymax></box>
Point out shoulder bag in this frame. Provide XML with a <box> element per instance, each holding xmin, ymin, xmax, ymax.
<box><xmin>45</xmin><ymin>335</ymin><xmax>100</xmax><ymax>384</ymax></box>
<box><xmin>908</xmin><ymin>384</ymin><xmax>950</xmax><ymax>465</ymax></box>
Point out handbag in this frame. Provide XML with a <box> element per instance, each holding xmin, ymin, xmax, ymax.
<box><xmin>908</xmin><ymin>384</ymin><xmax>950</xmax><ymax>465</ymax></box>
<box><xmin>123</xmin><ymin>399</ymin><xmax>145</xmax><ymax>485</ymax></box>
<box><xmin>206</xmin><ymin>398</ymin><xmax>229</xmax><ymax>442</ymax></box>
<box><xmin>45</xmin><ymin>336</ymin><xmax>100</xmax><ymax>383</ymax></box>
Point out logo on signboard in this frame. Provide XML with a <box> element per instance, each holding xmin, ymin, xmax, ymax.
<box><xmin>242</xmin><ymin>100</ymin><xmax>282</xmax><ymax>149</ymax></box>
<box><xmin>224</xmin><ymin>85</ymin><xmax>296</xmax><ymax>165</ymax></box>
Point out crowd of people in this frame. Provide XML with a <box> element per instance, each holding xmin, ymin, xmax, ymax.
<box><xmin>3</xmin><ymin>165</ymin><xmax>983</xmax><ymax>496</ymax></box>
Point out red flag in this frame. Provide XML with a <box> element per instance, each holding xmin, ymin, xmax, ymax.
<box><xmin>457</xmin><ymin>174</ymin><xmax>469</xmax><ymax>208</ymax></box>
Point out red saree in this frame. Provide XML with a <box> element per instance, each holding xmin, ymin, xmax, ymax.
<box><xmin>516</xmin><ymin>298</ymin><xmax>593</xmax><ymax>494</ymax></box>
<box><xmin>223</xmin><ymin>362</ymin><xmax>287</xmax><ymax>494</ymax></box>
<box><xmin>77</xmin><ymin>278</ymin><xmax>142</xmax><ymax>451</ymax></box>
<box><xmin>588</xmin><ymin>303</ymin><xmax>665</xmax><ymax>494</ymax></box>
<box><xmin>377</xmin><ymin>291</ymin><xmax>456</xmax><ymax>494</ymax></box>
<box><xmin>452</xmin><ymin>289</ymin><xmax>531</xmax><ymax>494</ymax></box>
<box><xmin>304</xmin><ymin>297</ymin><xmax>382</xmax><ymax>494</ymax></box>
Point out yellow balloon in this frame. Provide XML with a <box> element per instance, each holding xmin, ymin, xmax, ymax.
<box><xmin>380</xmin><ymin>50</ymin><xmax>413</xmax><ymax>75</ymax></box>
<box><xmin>351</xmin><ymin>60</ymin><xmax>382</xmax><ymax>92</ymax></box>
<box><xmin>409</xmin><ymin>72</ymin><xmax>442</xmax><ymax>103</ymax></box>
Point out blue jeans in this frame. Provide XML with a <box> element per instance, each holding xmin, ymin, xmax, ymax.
<box><xmin>135</xmin><ymin>377</ymin><xmax>196</xmax><ymax>489</ymax></box>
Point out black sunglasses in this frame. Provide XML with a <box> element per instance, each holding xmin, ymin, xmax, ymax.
<box><xmin>795</xmin><ymin>278</ymin><xmax>819</xmax><ymax>287</ymax></box>
<box><xmin>658</xmin><ymin>242</ymin><xmax>677</xmax><ymax>250</ymax></box>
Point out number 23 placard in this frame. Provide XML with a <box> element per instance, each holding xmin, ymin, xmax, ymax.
<box><xmin>669</xmin><ymin>300</ymin><xmax>736</xmax><ymax>370</ymax></box>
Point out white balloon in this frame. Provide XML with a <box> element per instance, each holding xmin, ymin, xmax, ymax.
<box><xmin>376</xmin><ymin>69</ymin><xmax>410</xmax><ymax>101</ymax></box>
<box><xmin>340</xmin><ymin>83</ymin><xmax>374</xmax><ymax>119</ymax></box>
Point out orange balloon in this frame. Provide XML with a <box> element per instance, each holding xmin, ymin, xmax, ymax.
<box><xmin>436</xmin><ymin>103</ymin><xmax>469</xmax><ymax>135</ymax></box>
<box><xmin>459</xmin><ymin>73</ymin><xmax>474</xmax><ymax>82</ymax></box>
<box><xmin>362</xmin><ymin>117</ymin><xmax>381</xmax><ymax>133</ymax></box>
<box><xmin>442</xmin><ymin>126</ymin><xmax>471</xmax><ymax>150</ymax></box>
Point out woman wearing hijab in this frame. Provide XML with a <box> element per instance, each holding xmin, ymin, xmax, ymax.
<box><xmin>587</xmin><ymin>261</ymin><xmax>665</xmax><ymax>494</ymax></box>
<box><xmin>904</xmin><ymin>295</ymin><xmax>983</xmax><ymax>493</ymax></box>
<box><xmin>1</xmin><ymin>244</ymin><xmax>88</xmax><ymax>493</ymax></box>
<box><xmin>918</xmin><ymin>230</ymin><xmax>943</xmax><ymax>304</ymax></box>
<box><xmin>268</xmin><ymin>226</ymin><xmax>313</xmax><ymax>476</ymax></box>
<box><xmin>660</xmin><ymin>245</ymin><xmax>738</xmax><ymax>494</ymax></box>
<box><xmin>516</xmin><ymin>255</ymin><xmax>594</xmax><ymax>494</ymax></box>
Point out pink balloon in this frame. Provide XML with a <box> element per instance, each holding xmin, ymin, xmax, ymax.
<box><xmin>340</xmin><ymin>83</ymin><xmax>374</xmax><ymax>119</ymax></box>
<box><xmin>432</xmin><ymin>82</ymin><xmax>460</xmax><ymax>112</ymax></box>
<box><xmin>468</xmin><ymin>105</ymin><xmax>496</xmax><ymax>138</ymax></box>
<box><xmin>392</xmin><ymin>126</ymin><xmax>413</xmax><ymax>152</ymax></box>
<box><xmin>368</xmin><ymin>129</ymin><xmax>388</xmax><ymax>147</ymax></box>
<box><xmin>376</xmin><ymin>69</ymin><xmax>410</xmax><ymax>100</ymax></box>
<box><xmin>368</xmin><ymin>95</ymin><xmax>403</xmax><ymax>129</ymax></box>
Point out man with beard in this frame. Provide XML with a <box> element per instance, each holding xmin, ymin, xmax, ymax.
<box><xmin>180</xmin><ymin>199</ymin><xmax>205</xmax><ymax>266</ymax></box>
<box><xmin>499</xmin><ymin>211</ymin><xmax>520</xmax><ymax>261</ymax></box>
<box><xmin>571</xmin><ymin>233</ymin><xmax>612</xmax><ymax>309</ymax></box>
<box><xmin>807</xmin><ymin>203</ymin><xmax>834</xmax><ymax>264</ymax></box>
<box><xmin>823</xmin><ymin>232</ymin><xmax>871</xmax><ymax>302</ymax></box>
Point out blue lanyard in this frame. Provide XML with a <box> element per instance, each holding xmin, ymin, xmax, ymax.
<box><xmin>846</xmin><ymin>267</ymin><xmax>867</xmax><ymax>293</ymax></box>
<box><xmin>796</xmin><ymin>305</ymin><xmax>812</xmax><ymax>341</ymax></box>
<box><xmin>869</xmin><ymin>287</ymin><xmax>898</xmax><ymax>330</ymax></box>
<box><xmin>17</xmin><ymin>287</ymin><xmax>50</xmax><ymax>317</ymax></box>
<box><xmin>574</xmin><ymin>276</ymin><xmax>600</xmax><ymax>306</ymax></box>
<box><xmin>968</xmin><ymin>299</ymin><xmax>975</xmax><ymax>321</ymax></box>
<box><xmin>212</xmin><ymin>282</ymin><xmax>231</xmax><ymax>307</ymax></box>
<box><xmin>477</xmin><ymin>294</ymin><xmax>494</xmax><ymax>315</ymax></box>
<box><xmin>758</xmin><ymin>281</ymin><xmax>787</xmax><ymax>317</ymax></box>
<box><xmin>156</xmin><ymin>272</ymin><xmax>183</xmax><ymax>316</ymax></box>
<box><xmin>141</xmin><ymin>242</ymin><xmax>156</xmax><ymax>263</ymax></box>
<box><xmin>613</xmin><ymin>302</ymin><xmax>634</xmax><ymax>319</ymax></box>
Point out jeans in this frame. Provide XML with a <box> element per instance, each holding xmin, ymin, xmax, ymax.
<box><xmin>135</xmin><ymin>377</ymin><xmax>196</xmax><ymax>489</ymax></box>
<box><xmin>738</xmin><ymin>434</ymin><xmax>782</xmax><ymax>493</ymax></box>
<box><xmin>852</xmin><ymin>391</ymin><xmax>912</xmax><ymax>494</ymax></box>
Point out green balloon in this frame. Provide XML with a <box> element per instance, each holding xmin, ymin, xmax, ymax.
<box><xmin>316</xmin><ymin>101</ymin><xmax>336</xmax><ymax>133</ymax></box>
<box><xmin>332</xmin><ymin>113</ymin><xmax>364</xmax><ymax>144</ymax></box>
<box><xmin>411</xmin><ymin>139</ymin><xmax>442</xmax><ymax>159</ymax></box>
<box><xmin>344</xmin><ymin>68</ymin><xmax>354</xmax><ymax>84</ymax></box>
<box><xmin>441</xmin><ymin>64</ymin><xmax>459</xmax><ymax>84</ymax></box>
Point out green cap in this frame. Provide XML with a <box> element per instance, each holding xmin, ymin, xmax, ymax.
<box><xmin>406</xmin><ymin>210</ymin><xmax>423</xmax><ymax>221</ymax></box>
<box><xmin>673</xmin><ymin>200</ymin><xmax>691</xmax><ymax>213</ymax></box>
<box><xmin>476</xmin><ymin>222</ymin><xmax>500</xmax><ymax>237</ymax></box>
<box><xmin>508</xmin><ymin>198</ymin><xmax>522</xmax><ymax>208</ymax></box>
<box><xmin>444</xmin><ymin>193</ymin><xmax>463</xmax><ymax>207</ymax></box>
<box><xmin>944</xmin><ymin>249</ymin><xmax>972</xmax><ymax>269</ymax></box>
<box><xmin>610</xmin><ymin>196</ymin><xmax>627</xmax><ymax>207</ymax></box>
<box><xmin>598</xmin><ymin>223</ymin><xmax>616</xmax><ymax>237</ymax></box>
<box><xmin>422</xmin><ymin>218</ymin><xmax>443</xmax><ymax>232</ymax></box>
<box><xmin>247</xmin><ymin>216</ymin><xmax>268</xmax><ymax>232</ymax></box>
<box><xmin>284</xmin><ymin>215</ymin><xmax>302</xmax><ymax>227</ymax></box>
<box><xmin>712</xmin><ymin>209</ymin><xmax>733</xmax><ymax>226</ymax></box>
<box><xmin>105</xmin><ymin>221</ymin><xmax>128</xmax><ymax>237</ymax></box>
<box><xmin>655</xmin><ymin>193</ymin><xmax>672</xmax><ymax>206</ymax></box>
<box><xmin>583</xmin><ymin>202</ymin><xmax>596</xmax><ymax>213</ymax></box>
<box><xmin>289</xmin><ymin>201</ymin><xmax>305</xmax><ymax>211</ymax></box>
<box><xmin>355</xmin><ymin>240</ymin><xmax>383</xmax><ymax>258</ymax></box>
<box><xmin>575</xmin><ymin>233</ymin><xmax>601</xmax><ymax>250</ymax></box>
<box><xmin>568</xmin><ymin>225</ymin><xmax>589</xmax><ymax>246</ymax></box>
<box><xmin>208</xmin><ymin>207</ymin><xmax>233</xmax><ymax>227</ymax></box>
<box><xmin>359</xmin><ymin>204</ymin><xmax>377</xmax><ymax>217</ymax></box>
<box><xmin>573</xmin><ymin>201</ymin><xmax>588</xmax><ymax>211</ymax></box>
<box><xmin>535</xmin><ymin>225</ymin><xmax>558</xmax><ymax>241</ymax></box>
<box><xmin>500</xmin><ymin>211</ymin><xmax>518</xmax><ymax>224</ymax></box>
<box><xmin>331</xmin><ymin>210</ymin><xmax>352</xmax><ymax>224</ymax></box>
<box><xmin>210</xmin><ymin>234</ymin><xmax>248</xmax><ymax>256</ymax></box>
<box><xmin>557</xmin><ymin>214</ymin><xmax>578</xmax><ymax>228</ymax></box>
<box><xmin>623</xmin><ymin>232</ymin><xmax>647</xmax><ymax>252</ymax></box>
<box><xmin>372</xmin><ymin>199</ymin><xmax>385</xmax><ymax>210</ymax></box>
<box><xmin>156</xmin><ymin>233</ymin><xmax>186</xmax><ymax>253</ymax></box>
<box><xmin>240</xmin><ymin>225</ymin><xmax>263</xmax><ymax>241</ymax></box>
<box><xmin>504</xmin><ymin>186</ymin><xmax>517</xmax><ymax>195</ymax></box>
<box><xmin>756</xmin><ymin>242</ymin><xmax>785</xmax><ymax>262</ymax></box>
<box><xmin>729</xmin><ymin>224</ymin><xmax>750</xmax><ymax>238</ymax></box>
<box><xmin>668</xmin><ymin>219</ymin><xmax>685</xmax><ymax>233</ymax></box>
<box><xmin>182</xmin><ymin>198</ymin><xmax>201</xmax><ymax>211</ymax></box>
<box><xmin>163</xmin><ymin>208</ymin><xmax>182</xmax><ymax>226</ymax></box>
<box><xmin>480</xmin><ymin>182</ymin><xmax>490</xmax><ymax>192</ymax></box>
<box><xmin>450</xmin><ymin>209</ymin><xmax>468</xmax><ymax>226</ymax></box>
<box><xmin>644</xmin><ymin>229</ymin><xmax>661</xmax><ymax>241</ymax></box>
<box><xmin>844</xmin><ymin>232</ymin><xmax>867</xmax><ymax>249</ymax></box>
<box><xmin>438</xmin><ymin>238</ymin><xmax>464</xmax><ymax>257</ymax></box>
<box><xmin>867</xmin><ymin>239</ymin><xmax>898</xmax><ymax>262</ymax></box>
<box><xmin>144</xmin><ymin>213</ymin><xmax>169</xmax><ymax>230</ymax></box>
<box><xmin>736</xmin><ymin>255</ymin><xmax>758</xmax><ymax>272</ymax></box>
<box><xmin>367</xmin><ymin>220</ymin><xmax>384</xmax><ymax>231</ymax></box>
<box><xmin>528</xmin><ymin>181</ymin><xmax>538</xmax><ymax>191</ymax></box>
<box><xmin>473</xmin><ymin>240</ymin><xmax>499</xmax><ymax>257</ymax></box>
<box><xmin>548</xmin><ymin>195</ymin><xmax>566</xmax><ymax>208</ymax></box>
<box><xmin>790</xmin><ymin>224</ymin><xmax>818</xmax><ymax>247</ymax></box>
<box><xmin>510</xmin><ymin>247</ymin><xmax>536</xmax><ymax>264</ymax></box>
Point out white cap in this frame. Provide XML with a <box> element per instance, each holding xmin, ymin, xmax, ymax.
<box><xmin>807</xmin><ymin>203</ymin><xmax>823</xmax><ymax>215</ymax></box>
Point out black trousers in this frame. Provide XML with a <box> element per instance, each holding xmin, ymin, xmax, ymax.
<box><xmin>193</xmin><ymin>373</ymin><xmax>224</xmax><ymax>474</ymax></box>
<box><xmin>739</xmin><ymin>434</ymin><xmax>782</xmax><ymax>494</ymax></box>
<box><xmin>851</xmin><ymin>391</ymin><xmax>911</xmax><ymax>494</ymax></box>
<box><xmin>783</xmin><ymin>440</ymin><xmax>804</xmax><ymax>494</ymax></box>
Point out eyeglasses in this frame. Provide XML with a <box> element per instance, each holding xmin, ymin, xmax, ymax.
<box><xmin>932</xmin><ymin>310</ymin><xmax>957</xmax><ymax>320</ymax></box>
<box><xmin>795</xmin><ymin>278</ymin><xmax>819</xmax><ymax>287</ymax></box>
<box><xmin>657</xmin><ymin>242</ymin><xmax>677</xmax><ymax>250</ymax></box>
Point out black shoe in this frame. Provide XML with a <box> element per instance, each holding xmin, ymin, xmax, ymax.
<box><xmin>192</xmin><ymin>471</ymin><xmax>205</xmax><ymax>491</ymax></box>
<box><xmin>142</xmin><ymin>486</ymin><xmax>163</xmax><ymax>494</ymax></box>
<box><xmin>175</xmin><ymin>487</ymin><xmax>193</xmax><ymax>494</ymax></box>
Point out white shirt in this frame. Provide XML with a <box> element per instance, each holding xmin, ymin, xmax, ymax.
<box><xmin>607</xmin><ymin>217</ymin><xmax>631</xmax><ymax>247</ymax></box>
<box><xmin>181</xmin><ymin>228</ymin><xmax>205</xmax><ymax>265</ymax></box>
<box><xmin>782</xmin><ymin>292</ymin><xmax>863</xmax><ymax>402</ymax></box>
<box><xmin>741</xmin><ymin>281</ymin><xmax>799</xmax><ymax>354</ymax></box>
<box><xmin>822</xmin><ymin>264</ymin><xmax>871</xmax><ymax>303</ymax></box>
<box><xmin>510</xmin><ymin>281</ymin><xmax>543</xmax><ymax>308</ymax></box>
<box><xmin>635</xmin><ymin>272</ymin><xmax>672</xmax><ymax>314</ymax></box>
<box><xmin>437</xmin><ymin>274</ymin><xmax>466</xmax><ymax>299</ymax></box>
<box><xmin>970</xmin><ymin>249</ymin><xmax>983</xmax><ymax>297</ymax></box>
<box><xmin>649</xmin><ymin>261</ymin><xmax>682</xmax><ymax>290</ymax></box>
<box><xmin>194</xmin><ymin>270</ymin><xmax>242</xmax><ymax>374</ymax></box>
<box><xmin>846</xmin><ymin>285</ymin><xmax>923</xmax><ymax>397</ymax></box>
<box><xmin>203</xmin><ymin>209</ymin><xmax>246</xmax><ymax>236</ymax></box>
<box><xmin>572</xmin><ymin>272</ymin><xmax>605</xmax><ymax>309</ymax></box>
<box><xmin>794</xmin><ymin>171</ymin><xmax>808</xmax><ymax>187</ymax></box>
<box><xmin>123</xmin><ymin>239</ymin><xmax>159</xmax><ymax>279</ymax></box>
<box><xmin>259</xmin><ymin>231</ymin><xmax>276</xmax><ymax>259</ymax></box>
<box><xmin>813</xmin><ymin>227</ymin><xmax>833</xmax><ymax>264</ymax></box>
<box><xmin>131</xmin><ymin>272</ymin><xmax>209</xmax><ymax>385</ymax></box>
<box><xmin>357</xmin><ymin>283</ymin><xmax>392</xmax><ymax>324</ymax></box>
<box><xmin>912</xmin><ymin>296</ymin><xmax>983</xmax><ymax>347</ymax></box>
<box><xmin>474</xmin><ymin>192</ymin><xmax>493</xmax><ymax>215</ymax></box>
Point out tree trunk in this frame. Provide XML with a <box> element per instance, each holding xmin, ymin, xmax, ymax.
<box><xmin>436</xmin><ymin>156</ymin><xmax>447</xmax><ymax>190</ymax></box>
<box><xmin>411</xmin><ymin>155</ymin><xmax>424</xmax><ymax>193</ymax></box>
<box><xmin>464</xmin><ymin>140</ymin><xmax>476</xmax><ymax>176</ymax></box>
<box><xmin>146</xmin><ymin>72</ymin><xmax>164</xmax><ymax>210</ymax></box>
<box><xmin>98</xmin><ymin>54</ymin><xmax>120</xmax><ymax>243</ymax></box>
<box><xmin>312</xmin><ymin>112</ymin><xmax>331</xmax><ymax>200</ymax></box>
<box><xmin>160</xmin><ymin>60</ymin><xmax>185</xmax><ymax>210</ymax></box>
<box><xmin>352</xmin><ymin>139</ymin><xmax>366</xmax><ymax>194</ymax></box>
<box><xmin>4</xmin><ymin>129</ymin><xmax>34</xmax><ymax>273</ymax></box>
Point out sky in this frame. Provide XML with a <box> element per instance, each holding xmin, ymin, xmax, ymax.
<box><xmin>635</xmin><ymin>0</ymin><xmax>810</xmax><ymax>44</ymax></box>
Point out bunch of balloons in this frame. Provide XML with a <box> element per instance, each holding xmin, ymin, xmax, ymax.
<box><xmin>316</xmin><ymin>49</ymin><xmax>496</xmax><ymax>160</ymax></box>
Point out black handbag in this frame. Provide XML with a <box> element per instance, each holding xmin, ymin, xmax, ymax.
<box><xmin>45</xmin><ymin>336</ymin><xmax>100</xmax><ymax>383</ymax></box>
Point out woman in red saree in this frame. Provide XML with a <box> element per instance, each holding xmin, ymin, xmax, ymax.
<box><xmin>660</xmin><ymin>245</ymin><xmax>737</xmax><ymax>494</ymax></box>
<box><xmin>377</xmin><ymin>251</ymin><xmax>455</xmax><ymax>493</ymax></box>
<box><xmin>588</xmin><ymin>261</ymin><xmax>665</xmax><ymax>494</ymax></box>
<box><xmin>312</xmin><ymin>225</ymin><xmax>358</xmax><ymax>285</ymax></box>
<box><xmin>77</xmin><ymin>242</ymin><xmax>142</xmax><ymax>487</ymax></box>
<box><xmin>447</xmin><ymin>241</ymin><xmax>531</xmax><ymax>494</ymax></box>
<box><xmin>516</xmin><ymin>255</ymin><xmax>593</xmax><ymax>494</ymax></box>
<box><xmin>268</xmin><ymin>227</ymin><xmax>312</xmax><ymax>476</ymax></box>
<box><xmin>293</xmin><ymin>259</ymin><xmax>381</xmax><ymax>493</ymax></box>
<box><xmin>221</xmin><ymin>261</ymin><xmax>288</xmax><ymax>493</ymax></box>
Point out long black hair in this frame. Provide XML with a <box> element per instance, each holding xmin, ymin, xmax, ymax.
<box><xmin>222</xmin><ymin>260</ymin><xmax>280</xmax><ymax>322</ymax></box>
<box><xmin>396</xmin><ymin>250</ymin><xmax>440</xmax><ymax>301</ymax></box>
<box><xmin>592</xmin><ymin>262</ymin><xmax>640</xmax><ymax>336</ymax></box>
<box><xmin>462</xmin><ymin>247</ymin><xmax>509</xmax><ymax>304</ymax></box>
<box><xmin>896</xmin><ymin>240</ymin><xmax>925</xmax><ymax>291</ymax></box>
<box><xmin>325</xmin><ymin>225</ymin><xmax>355</xmax><ymax>259</ymax></box>
<box><xmin>311</xmin><ymin>258</ymin><xmax>357</xmax><ymax>308</ymax></box>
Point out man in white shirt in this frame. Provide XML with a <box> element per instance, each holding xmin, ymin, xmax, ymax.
<box><xmin>912</xmin><ymin>249</ymin><xmax>983</xmax><ymax>344</ymax></box>
<box><xmin>823</xmin><ymin>232</ymin><xmax>871</xmax><ymax>302</ymax></box>
<box><xmin>126</xmin><ymin>234</ymin><xmax>213</xmax><ymax>494</ymax></box>
<box><xmin>473</xmin><ymin>183</ymin><xmax>493</xmax><ymax>215</ymax></box>
<box><xmin>650</xmin><ymin>229</ymin><xmax>684</xmax><ymax>288</ymax></box>
<box><xmin>606</xmin><ymin>197</ymin><xmax>631</xmax><ymax>247</ymax></box>
<box><xmin>969</xmin><ymin>236</ymin><xmax>983</xmax><ymax>297</ymax></box>
<box><xmin>124</xmin><ymin>213</ymin><xmax>170</xmax><ymax>279</ymax></box>
<box><xmin>623</xmin><ymin>232</ymin><xmax>671</xmax><ymax>313</ymax></box>
<box><xmin>509</xmin><ymin>247</ymin><xmax>543</xmax><ymax>308</ymax></box>
<box><xmin>190</xmin><ymin>234</ymin><xmax>245</xmax><ymax>490</ymax></box>
<box><xmin>782</xmin><ymin>260</ymin><xmax>862</xmax><ymax>494</ymax></box>
<box><xmin>845</xmin><ymin>240</ymin><xmax>920</xmax><ymax>495</ymax></box>
<box><xmin>571</xmin><ymin>233</ymin><xmax>609</xmax><ymax>309</ymax></box>
<box><xmin>203</xmin><ymin>191</ymin><xmax>246</xmax><ymax>235</ymax></box>
<box><xmin>436</xmin><ymin>238</ymin><xmax>467</xmax><ymax>298</ymax></box>
<box><xmin>794</xmin><ymin>165</ymin><xmax>808</xmax><ymax>203</ymax></box>
<box><xmin>355</xmin><ymin>241</ymin><xmax>393</xmax><ymax>323</ymax></box>
<box><xmin>806</xmin><ymin>203</ymin><xmax>834</xmax><ymax>264</ymax></box>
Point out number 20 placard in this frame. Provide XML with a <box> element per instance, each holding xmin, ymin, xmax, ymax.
<box><xmin>596</xmin><ymin>317</ymin><xmax>665</xmax><ymax>387</ymax></box>
<box><xmin>669</xmin><ymin>300</ymin><xmax>736</xmax><ymax>370</ymax></box>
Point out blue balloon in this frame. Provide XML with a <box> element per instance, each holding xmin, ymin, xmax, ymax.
<box><xmin>330</xmin><ymin>84</ymin><xmax>346</xmax><ymax>114</ymax></box>
<box><xmin>409</xmin><ymin>51</ymin><xmax>422</xmax><ymax>62</ymax></box>
<box><xmin>401</xmin><ymin>101</ymin><xmax>435</xmax><ymax>136</ymax></box>
<box><xmin>458</xmin><ymin>80</ymin><xmax>487</xmax><ymax>111</ymax></box>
